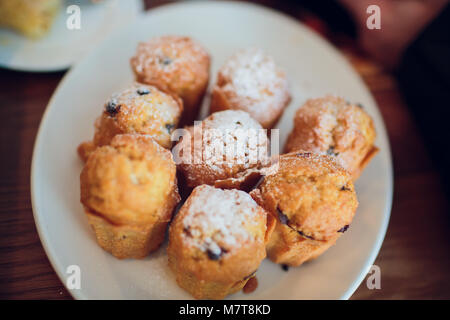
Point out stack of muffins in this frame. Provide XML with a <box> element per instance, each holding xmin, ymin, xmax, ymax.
<box><xmin>78</xmin><ymin>35</ymin><xmax>378</xmax><ymax>299</ymax></box>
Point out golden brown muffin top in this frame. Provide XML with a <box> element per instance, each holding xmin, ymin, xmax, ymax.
<box><xmin>213</xmin><ymin>48</ymin><xmax>290</xmax><ymax>127</ymax></box>
<box><xmin>284</xmin><ymin>95</ymin><xmax>377</xmax><ymax>178</ymax></box>
<box><xmin>175</xmin><ymin>110</ymin><xmax>269</xmax><ymax>186</ymax></box>
<box><xmin>98</xmin><ymin>82</ymin><xmax>182</xmax><ymax>142</ymax></box>
<box><xmin>258</xmin><ymin>152</ymin><xmax>358</xmax><ymax>241</ymax></box>
<box><xmin>80</xmin><ymin>134</ymin><xmax>178</xmax><ymax>226</ymax></box>
<box><xmin>130</xmin><ymin>35</ymin><xmax>210</xmax><ymax>92</ymax></box>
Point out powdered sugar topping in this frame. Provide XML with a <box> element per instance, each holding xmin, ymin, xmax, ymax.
<box><xmin>131</xmin><ymin>36</ymin><xmax>208</xmax><ymax>84</ymax></box>
<box><xmin>105</xmin><ymin>82</ymin><xmax>179</xmax><ymax>134</ymax></box>
<box><xmin>214</xmin><ymin>48</ymin><xmax>290</xmax><ymax>126</ymax></box>
<box><xmin>219</xmin><ymin>48</ymin><xmax>287</xmax><ymax>101</ymax></box>
<box><xmin>184</xmin><ymin>110</ymin><xmax>269</xmax><ymax>171</ymax></box>
<box><xmin>182</xmin><ymin>185</ymin><xmax>264</xmax><ymax>253</ymax></box>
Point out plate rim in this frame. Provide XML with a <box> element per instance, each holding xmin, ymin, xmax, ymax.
<box><xmin>31</xmin><ymin>0</ymin><xmax>393</xmax><ymax>300</ymax></box>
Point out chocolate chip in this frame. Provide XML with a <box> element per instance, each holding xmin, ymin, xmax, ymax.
<box><xmin>161</xmin><ymin>57</ymin><xmax>172</xmax><ymax>65</ymax></box>
<box><xmin>341</xmin><ymin>185</ymin><xmax>351</xmax><ymax>191</ymax></box>
<box><xmin>296</xmin><ymin>152</ymin><xmax>311</xmax><ymax>158</ymax></box>
<box><xmin>243</xmin><ymin>270</ymin><xmax>257</xmax><ymax>280</ymax></box>
<box><xmin>298</xmin><ymin>230</ymin><xmax>315</xmax><ymax>240</ymax></box>
<box><xmin>243</xmin><ymin>276</ymin><xmax>258</xmax><ymax>294</ymax></box>
<box><xmin>281</xmin><ymin>264</ymin><xmax>289</xmax><ymax>272</ymax></box>
<box><xmin>326</xmin><ymin>146</ymin><xmax>339</xmax><ymax>157</ymax></box>
<box><xmin>277</xmin><ymin>206</ymin><xmax>289</xmax><ymax>225</ymax></box>
<box><xmin>165</xmin><ymin>123</ymin><xmax>175</xmax><ymax>133</ymax></box>
<box><xmin>183</xmin><ymin>226</ymin><xmax>192</xmax><ymax>237</ymax></box>
<box><xmin>338</xmin><ymin>225</ymin><xmax>349</xmax><ymax>233</ymax></box>
<box><xmin>137</xmin><ymin>88</ymin><xmax>150</xmax><ymax>95</ymax></box>
<box><xmin>236</xmin><ymin>121</ymin><xmax>242</xmax><ymax>125</ymax></box>
<box><xmin>207</xmin><ymin>248</ymin><xmax>224</xmax><ymax>260</ymax></box>
<box><xmin>105</xmin><ymin>99</ymin><xmax>121</xmax><ymax>116</ymax></box>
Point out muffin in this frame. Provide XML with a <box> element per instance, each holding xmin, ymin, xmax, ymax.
<box><xmin>250</xmin><ymin>152</ymin><xmax>358</xmax><ymax>266</ymax></box>
<box><xmin>130</xmin><ymin>36</ymin><xmax>210</xmax><ymax>125</ymax></box>
<box><xmin>77</xmin><ymin>83</ymin><xmax>183</xmax><ymax>161</ymax></box>
<box><xmin>168</xmin><ymin>185</ymin><xmax>272</xmax><ymax>299</ymax></box>
<box><xmin>210</xmin><ymin>48</ymin><xmax>291</xmax><ymax>129</ymax></box>
<box><xmin>284</xmin><ymin>96</ymin><xmax>378</xmax><ymax>180</ymax></box>
<box><xmin>174</xmin><ymin>110</ymin><xmax>269</xmax><ymax>190</ymax></box>
<box><xmin>80</xmin><ymin>134</ymin><xmax>180</xmax><ymax>259</ymax></box>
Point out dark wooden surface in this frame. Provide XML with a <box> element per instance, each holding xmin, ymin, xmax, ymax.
<box><xmin>1</xmin><ymin>0</ymin><xmax>449</xmax><ymax>300</ymax></box>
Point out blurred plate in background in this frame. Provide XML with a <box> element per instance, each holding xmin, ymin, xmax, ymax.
<box><xmin>0</xmin><ymin>0</ymin><xmax>143</xmax><ymax>72</ymax></box>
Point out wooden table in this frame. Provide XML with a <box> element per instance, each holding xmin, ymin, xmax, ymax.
<box><xmin>1</xmin><ymin>0</ymin><xmax>449</xmax><ymax>300</ymax></box>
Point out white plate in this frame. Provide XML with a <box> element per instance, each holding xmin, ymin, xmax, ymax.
<box><xmin>0</xmin><ymin>0</ymin><xmax>143</xmax><ymax>72</ymax></box>
<box><xmin>31</xmin><ymin>1</ymin><xmax>393</xmax><ymax>300</ymax></box>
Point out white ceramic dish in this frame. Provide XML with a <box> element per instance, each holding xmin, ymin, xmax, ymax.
<box><xmin>31</xmin><ymin>1</ymin><xmax>393</xmax><ymax>299</ymax></box>
<box><xmin>0</xmin><ymin>0</ymin><xmax>143</xmax><ymax>72</ymax></box>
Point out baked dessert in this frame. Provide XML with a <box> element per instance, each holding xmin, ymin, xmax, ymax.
<box><xmin>250</xmin><ymin>152</ymin><xmax>358</xmax><ymax>266</ymax></box>
<box><xmin>284</xmin><ymin>96</ymin><xmax>378</xmax><ymax>180</ymax></box>
<box><xmin>77</xmin><ymin>83</ymin><xmax>182</xmax><ymax>161</ymax></box>
<box><xmin>130</xmin><ymin>35</ymin><xmax>210</xmax><ymax>125</ymax></box>
<box><xmin>80</xmin><ymin>134</ymin><xmax>180</xmax><ymax>259</ymax></box>
<box><xmin>174</xmin><ymin>110</ymin><xmax>269</xmax><ymax>190</ymax></box>
<box><xmin>210</xmin><ymin>48</ymin><xmax>291</xmax><ymax>129</ymax></box>
<box><xmin>0</xmin><ymin>0</ymin><xmax>61</xmax><ymax>38</ymax></box>
<box><xmin>168</xmin><ymin>185</ymin><xmax>273</xmax><ymax>299</ymax></box>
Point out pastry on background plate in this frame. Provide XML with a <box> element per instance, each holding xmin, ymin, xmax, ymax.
<box><xmin>174</xmin><ymin>110</ymin><xmax>269</xmax><ymax>190</ymax></box>
<box><xmin>80</xmin><ymin>134</ymin><xmax>180</xmax><ymax>259</ymax></box>
<box><xmin>0</xmin><ymin>0</ymin><xmax>61</xmax><ymax>38</ymax></box>
<box><xmin>284</xmin><ymin>95</ymin><xmax>378</xmax><ymax>180</ymax></box>
<box><xmin>77</xmin><ymin>83</ymin><xmax>183</xmax><ymax>161</ymax></box>
<box><xmin>251</xmin><ymin>152</ymin><xmax>358</xmax><ymax>266</ymax></box>
<box><xmin>210</xmin><ymin>48</ymin><xmax>291</xmax><ymax>129</ymax></box>
<box><xmin>130</xmin><ymin>35</ymin><xmax>210</xmax><ymax>125</ymax></box>
<box><xmin>168</xmin><ymin>185</ymin><xmax>274</xmax><ymax>299</ymax></box>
